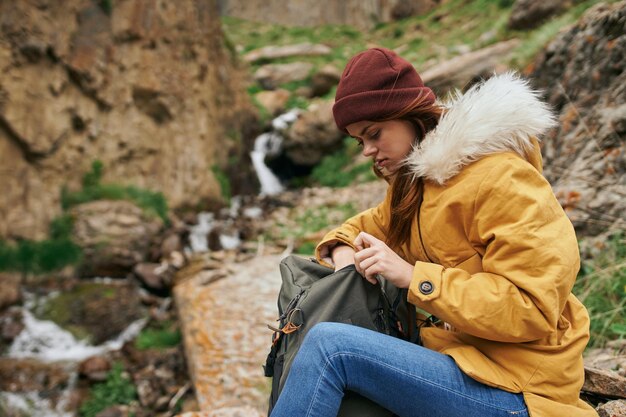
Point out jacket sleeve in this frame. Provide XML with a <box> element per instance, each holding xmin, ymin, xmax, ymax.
<box><xmin>408</xmin><ymin>158</ymin><xmax>581</xmax><ymax>343</ymax></box>
<box><xmin>315</xmin><ymin>188</ymin><xmax>391</xmax><ymax>268</ymax></box>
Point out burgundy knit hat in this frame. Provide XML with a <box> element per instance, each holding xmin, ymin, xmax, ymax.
<box><xmin>332</xmin><ymin>48</ymin><xmax>436</xmax><ymax>133</ymax></box>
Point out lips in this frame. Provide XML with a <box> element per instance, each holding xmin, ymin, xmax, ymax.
<box><xmin>375</xmin><ymin>159</ymin><xmax>388</xmax><ymax>169</ymax></box>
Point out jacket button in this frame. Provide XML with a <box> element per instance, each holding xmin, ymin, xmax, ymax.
<box><xmin>419</xmin><ymin>280</ymin><xmax>434</xmax><ymax>295</ymax></box>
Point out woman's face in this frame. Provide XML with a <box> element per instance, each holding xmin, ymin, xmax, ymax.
<box><xmin>346</xmin><ymin>119</ymin><xmax>416</xmax><ymax>175</ymax></box>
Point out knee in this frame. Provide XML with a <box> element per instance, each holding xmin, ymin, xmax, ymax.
<box><xmin>302</xmin><ymin>322</ymin><xmax>353</xmax><ymax>355</ymax></box>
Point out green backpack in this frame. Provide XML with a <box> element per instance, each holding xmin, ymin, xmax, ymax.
<box><xmin>264</xmin><ymin>255</ymin><xmax>419</xmax><ymax>416</ymax></box>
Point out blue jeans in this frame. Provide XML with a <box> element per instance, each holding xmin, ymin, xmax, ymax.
<box><xmin>270</xmin><ymin>322</ymin><xmax>529</xmax><ymax>417</ymax></box>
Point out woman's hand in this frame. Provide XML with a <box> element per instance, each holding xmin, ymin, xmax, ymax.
<box><xmin>332</xmin><ymin>244</ymin><xmax>356</xmax><ymax>271</ymax></box>
<box><xmin>353</xmin><ymin>232</ymin><xmax>413</xmax><ymax>288</ymax></box>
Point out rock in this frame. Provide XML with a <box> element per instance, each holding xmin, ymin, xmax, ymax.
<box><xmin>71</xmin><ymin>200</ymin><xmax>164</xmax><ymax>277</ymax></box>
<box><xmin>585</xmin><ymin>341</ymin><xmax>626</xmax><ymax>378</ymax></box>
<box><xmin>0</xmin><ymin>272</ymin><xmax>22</xmax><ymax>310</ymax></box>
<box><xmin>243</xmin><ymin>43</ymin><xmax>332</xmax><ymax>63</ymax></box>
<box><xmin>311</xmin><ymin>64</ymin><xmax>342</xmax><ymax>97</ymax></box>
<box><xmin>254</xmin><ymin>89</ymin><xmax>291</xmax><ymax>116</ymax></box>
<box><xmin>508</xmin><ymin>0</ymin><xmax>571</xmax><ymax>30</ymax></box>
<box><xmin>420</xmin><ymin>39</ymin><xmax>519</xmax><ymax>94</ymax></box>
<box><xmin>220</xmin><ymin>0</ymin><xmax>438</xmax><ymax>30</ymax></box>
<box><xmin>95</xmin><ymin>405</ymin><xmax>129</xmax><ymax>417</ymax></box>
<box><xmin>38</xmin><ymin>281</ymin><xmax>145</xmax><ymax>344</ymax></box>
<box><xmin>133</xmin><ymin>262</ymin><xmax>174</xmax><ymax>292</ymax></box>
<box><xmin>0</xmin><ymin>357</ymin><xmax>70</xmax><ymax>392</ymax></box>
<box><xmin>295</xmin><ymin>86</ymin><xmax>314</xmax><ymax>98</ymax></box>
<box><xmin>254</xmin><ymin>62</ymin><xmax>314</xmax><ymax>90</ymax></box>
<box><xmin>161</xmin><ymin>232</ymin><xmax>183</xmax><ymax>260</ymax></box>
<box><xmin>0</xmin><ymin>308</ymin><xmax>24</xmax><ymax>343</ymax></box>
<box><xmin>583</xmin><ymin>367</ymin><xmax>626</xmax><ymax>399</ymax></box>
<box><xmin>79</xmin><ymin>355</ymin><xmax>112</xmax><ymax>382</ymax></box>
<box><xmin>282</xmin><ymin>100</ymin><xmax>344</xmax><ymax>166</ymax></box>
<box><xmin>597</xmin><ymin>400</ymin><xmax>626</xmax><ymax>417</ymax></box>
<box><xmin>0</xmin><ymin>0</ymin><xmax>256</xmax><ymax>242</ymax></box>
<box><xmin>530</xmin><ymin>1</ymin><xmax>626</xmax><ymax>238</ymax></box>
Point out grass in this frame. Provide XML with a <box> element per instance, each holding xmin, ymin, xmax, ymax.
<box><xmin>574</xmin><ymin>233</ymin><xmax>626</xmax><ymax>348</ymax></box>
<box><xmin>62</xmin><ymin>160</ymin><xmax>169</xmax><ymax>224</ymax></box>
<box><xmin>273</xmin><ymin>203</ymin><xmax>358</xmax><ymax>254</ymax></box>
<box><xmin>311</xmin><ymin>137</ymin><xmax>377</xmax><ymax>187</ymax></box>
<box><xmin>135</xmin><ymin>321</ymin><xmax>182</xmax><ymax>350</ymax></box>
<box><xmin>79</xmin><ymin>362</ymin><xmax>137</xmax><ymax>417</ymax></box>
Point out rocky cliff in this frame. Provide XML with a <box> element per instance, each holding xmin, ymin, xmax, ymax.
<box><xmin>218</xmin><ymin>0</ymin><xmax>440</xmax><ymax>30</ymax></box>
<box><xmin>530</xmin><ymin>1</ymin><xmax>626</xmax><ymax>239</ymax></box>
<box><xmin>0</xmin><ymin>0</ymin><xmax>256</xmax><ymax>240</ymax></box>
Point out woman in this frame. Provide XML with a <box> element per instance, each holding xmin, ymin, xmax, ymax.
<box><xmin>270</xmin><ymin>48</ymin><xmax>596</xmax><ymax>417</ymax></box>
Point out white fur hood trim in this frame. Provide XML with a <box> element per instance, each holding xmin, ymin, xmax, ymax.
<box><xmin>404</xmin><ymin>72</ymin><xmax>557</xmax><ymax>185</ymax></box>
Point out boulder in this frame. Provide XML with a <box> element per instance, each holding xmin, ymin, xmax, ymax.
<box><xmin>219</xmin><ymin>0</ymin><xmax>438</xmax><ymax>30</ymax></box>
<box><xmin>0</xmin><ymin>272</ymin><xmax>22</xmax><ymax>310</ymax></box>
<box><xmin>311</xmin><ymin>64</ymin><xmax>342</xmax><ymax>97</ymax></box>
<box><xmin>508</xmin><ymin>0</ymin><xmax>572</xmax><ymax>30</ymax></box>
<box><xmin>0</xmin><ymin>357</ymin><xmax>70</xmax><ymax>392</ymax></box>
<box><xmin>283</xmin><ymin>100</ymin><xmax>344</xmax><ymax>166</ymax></box>
<box><xmin>583</xmin><ymin>367</ymin><xmax>626</xmax><ymax>400</ymax></box>
<box><xmin>254</xmin><ymin>62</ymin><xmax>314</xmax><ymax>90</ymax></box>
<box><xmin>530</xmin><ymin>1</ymin><xmax>626</xmax><ymax>238</ymax></box>
<box><xmin>71</xmin><ymin>200</ymin><xmax>164</xmax><ymax>277</ymax></box>
<box><xmin>38</xmin><ymin>281</ymin><xmax>145</xmax><ymax>344</ymax></box>
<box><xmin>420</xmin><ymin>39</ymin><xmax>519</xmax><ymax>94</ymax></box>
<box><xmin>597</xmin><ymin>400</ymin><xmax>626</xmax><ymax>417</ymax></box>
<box><xmin>79</xmin><ymin>355</ymin><xmax>112</xmax><ymax>382</ymax></box>
<box><xmin>243</xmin><ymin>43</ymin><xmax>332</xmax><ymax>63</ymax></box>
<box><xmin>254</xmin><ymin>89</ymin><xmax>291</xmax><ymax>116</ymax></box>
<box><xmin>133</xmin><ymin>262</ymin><xmax>175</xmax><ymax>292</ymax></box>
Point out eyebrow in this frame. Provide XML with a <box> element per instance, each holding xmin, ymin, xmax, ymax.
<box><xmin>350</xmin><ymin>123</ymin><xmax>374</xmax><ymax>139</ymax></box>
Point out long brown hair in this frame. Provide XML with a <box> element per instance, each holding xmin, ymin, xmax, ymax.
<box><xmin>373</xmin><ymin>94</ymin><xmax>443</xmax><ymax>250</ymax></box>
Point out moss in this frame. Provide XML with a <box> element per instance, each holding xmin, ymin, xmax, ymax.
<box><xmin>211</xmin><ymin>165</ymin><xmax>232</xmax><ymax>202</ymax></box>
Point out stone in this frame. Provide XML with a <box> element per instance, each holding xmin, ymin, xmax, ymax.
<box><xmin>531</xmin><ymin>1</ymin><xmax>626</xmax><ymax>238</ymax></box>
<box><xmin>254</xmin><ymin>89</ymin><xmax>291</xmax><ymax>116</ymax></box>
<box><xmin>71</xmin><ymin>200</ymin><xmax>164</xmax><ymax>277</ymax></box>
<box><xmin>0</xmin><ymin>358</ymin><xmax>70</xmax><ymax>392</ymax></box>
<box><xmin>281</xmin><ymin>100</ymin><xmax>344</xmax><ymax>166</ymax></box>
<box><xmin>419</xmin><ymin>39</ymin><xmax>519</xmax><ymax>94</ymax></box>
<box><xmin>583</xmin><ymin>367</ymin><xmax>626</xmax><ymax>399</ymax></box>
<box><xmin>243</xmin><ymin>43</ymin><xmax>332</xmax><ymax>63</ymax></box>
<box><xmin>220</xmin><ymin>0</ymin><xmax>438</xmax><ymax>30</ymax></box>
<box><xmin>597</xmin><ymin>400</ymin><xmax>626</xmax><ymax>417</ymax></box>
<box><xmin>0</xmin><ymin>273</ymin><xmax>22</xmax><ymax>310</ymax></box>
<box><xmin>254</xmin><ymin>62</ymin><xmax>314</xmax><ymax>90</ymax></box>
<box><xmin>134</xmin><ymin>262</ymin><xmax>171</xmax><ymax>291</ymax></box>
<box><xmin>79</xmin><ymin>355</ymin><xmax>112</xmax><ymax>382</ymax></box>
<box><xmin>310</xmin><ymin>64</ymin><xmax>342</xmax><ymax>97</ymax></box>
<box><xmin>37</xmin><ymin>281</ymin><xmax>145</xmax><ymax>345</ymax></box>
<box><xmin>0</xmin><ymin>308</ymin><xmax>24</xmax><ymax>342</ymax></box>
<box><xmin>95</xmin><ymin>405</ymin><xmax>129</xmax><ymax>417</ymax></box>
<box><xmin>508</xmin><ymin>0</ymin><xmax>571</xmax><ymax>30</ymax></box>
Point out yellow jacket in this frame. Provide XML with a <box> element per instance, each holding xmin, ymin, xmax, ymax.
<box><xmin>316</xmin><ymin>74</ymin><xmax>596</xmax><ymax>417</ymax></box>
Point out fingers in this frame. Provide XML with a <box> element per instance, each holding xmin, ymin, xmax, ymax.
<box><xmin>354</xmin><ymin>232</ymin><xmax>381</xmax><ymax>251</ymax></box>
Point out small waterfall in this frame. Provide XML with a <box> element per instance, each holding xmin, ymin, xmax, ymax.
<box><xmin>1</xmin><ymin>291</ymin><xmax>151</xmax><ymax>416</ymax></box>
<box><xmin>9</xmin><ymin>308</ymin><xmax>147</xmax><ymax>363</ymax></box>
<box><xmin>251</xmin><ymin>109</ymin><xmax>300</xmax><ymax>196</ymax></box>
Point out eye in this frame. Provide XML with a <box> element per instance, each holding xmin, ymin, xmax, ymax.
<box><xmin>355</xmin><ymin>138</ymin><xmax>364</xmax><ymax>147</ymax></box>
<box><xmin>369</xmin><ymin>129</ymin><xmax>380</xmax><ymax>139</ymax></box>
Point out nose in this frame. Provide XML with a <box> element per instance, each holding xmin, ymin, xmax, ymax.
<box><xmin>362</xmin><ymin>142</ymin><xmax>376</xmax><ymax>157</ymax></box>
